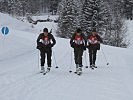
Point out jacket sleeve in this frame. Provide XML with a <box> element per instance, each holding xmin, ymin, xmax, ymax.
<box><xmin>97</xmin><ymin>35</ymin><xmax>103</xmax><ymax>43</ymax></box>
<box><xmin>37</xmin><ymin>34</ymin><xmax>42</xmax><ymax>45</ymax></box>
<box><xmin>70</xmin><ymin>34</ymin><xmax>75</xmax><ymax>45</ymax></box>
<box><xmin>50</xmin><ymin>34</ymin><xmax>56</xmax><ymax>46</ymax></box>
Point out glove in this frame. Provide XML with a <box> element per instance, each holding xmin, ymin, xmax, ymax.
<box><xmin>86</xmin><ymin>45</ymin><xmax>89</xmax><ymax>48</ymax></box>
<box><xmin>37</xmin><ymin>42</ymin><xmax>43</xmax><ymax>46</ymax></box>
<box><xmin>49</xmin><ymin>44</ymin><xmax>54</xmax><ymax>48</ymax></box>
<box><xmin>71</xmin><ymin>42</ymin><xmax>75</xmax><ymax>48</ymax></box>
<box><xmin>36</xmin><ymin>45</ymin><xmax>42</xmax><ymax>50</ymax></box>
<box><xmin>71</xmin><ymin>44</ymin><xmax>74</xmax><ymax>48</ymax></box>
<box><xmin>51</xmin><ymin>44</ymin><xmax>54</xmax><ymax>47</ymax></box>
<box><xmin>83</xmin><ymin>46</ymin><xmax>86</xmax><ymax>50</ymax></box>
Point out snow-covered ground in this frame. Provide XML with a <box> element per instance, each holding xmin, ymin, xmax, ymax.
<box><xmin>0</xmin><ymin>13</ymin><xmax>133</xmax><ymax>100</ymax></box>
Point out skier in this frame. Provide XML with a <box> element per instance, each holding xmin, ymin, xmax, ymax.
<box><xmin>70</xmin><ymin>28</ymin><xmax>87</xmax><ymax>75</ymax></box>
<box><xmin>87</xmin><ymin>29</ymin><xmax>103</xmax><ymax>69</ymax></box>
<box><xmin>36</xmin><ymin>28</ymin><xmax>56</xmax><ymax>73</ymax></box>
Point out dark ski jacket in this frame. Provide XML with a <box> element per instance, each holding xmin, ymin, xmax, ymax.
<box><xmin>87</xmin><ymin>34</ymin><xmax>103</xmax><ymax>50</ymax></box>
<box><xmin>70</xmin><ymin>33</ymin><xmax>87</xmax><ymax>49</ymax></box>
<box><xmin>37</xmin><ymin>33</ymin><xmax>56</xmax><ymax>50</ymax></box>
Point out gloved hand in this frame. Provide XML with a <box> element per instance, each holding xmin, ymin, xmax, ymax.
<box><xmin>71</xmin><ymin>44</ymin><xmax>74</xmax><ymax>48</ymax></box>
<box><xmin>71</xmin><ymin>42</ymin><xmax>75</xmax><ymax>48</ymax></box>
<box><xmin>49</xmin><ymin>44</ymin><xmax>54</xmax><ymax>48</ymax></box>
<box><xmin>86</xmin><ymin>45</ymin><xmax>89</xmax><ymax>48</ymax></box>
<box><xmin>83</xmin><ymin>46</ymin><xmax>86</xmax><ymax>50</ymax></box>
<box><xmin>51</xmin><ymin>44</ymin><xmax>54</xmax><ymax>47</ymax></box>
<box><xmin>36</xmin><ymin>45</ymin><xmax>42</xmax><ymax>50</ymax></box>
<box><xmin>37</xmin><ymin>42</ymin><xmax>43</xmax><ymax>46</ymax></box>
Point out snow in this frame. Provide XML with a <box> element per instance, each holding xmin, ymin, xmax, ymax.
<box><xmin>0</xmin><ymin>13</ymin><xmax>133</xmax><ymax>100</ymax></box>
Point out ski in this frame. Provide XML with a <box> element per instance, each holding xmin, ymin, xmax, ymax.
<box><xmin>43</xmin><ymin>71</ymin><xmax>49</xmax><ymax>75</ymax></box>
<box><xmin>90</xmin><ymin>65</ymin><xmax>97</xmax><ymax>70</ymax></box>
<box><xmin>43</xmin><ymin>69</ymin><xmax>50</xmax><ymax>75</ymax></box>
<box><xmin>43</xmin><ymin>72</ymin><xmax>47</xmax><ymax>75</ymax></box>
<box><xmin>74</xmin><ymin>71</ymin><xmax>82</xmax><ymax>76</ymax></box>
<box><xmin>90</xmin><ymin>66</ymin><xmax>94</xmax><ymax>70</ymax></box>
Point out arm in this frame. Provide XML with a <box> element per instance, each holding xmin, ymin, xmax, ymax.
<box><xmin>50</xmin><ymin>34</ymin><xmax>56</xmax><ymax>46</ymax></box>
<box><xmin>36</xmin><ymin>34</ymin><xmax>43</xmax><ymax>49</ymax></box>
<box><xmin>37</xmin><ymin>34</ymin><xmax>42</xmax><ymax>45</ymax></box>
<box><xmin>97</xmin><ymin>35</ymin><xmax>103</xmax><ymax>43</ymax></box>
<box><xmin>70</xmin><ymin>34</ymin><xmax>75</xmax><ymax>46</ymax></box>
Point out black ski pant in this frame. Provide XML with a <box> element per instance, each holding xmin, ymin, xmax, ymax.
<box><xmin>89</xmin><ymin>49</ymin><xmax>97</xmax><ymax>65</ymax></box>
<box><xmin>74</xmin><ymin>47</ymin><xmax>84</xmax><ymax>66</ymax></box>
<box><xmin>40</xmin><ymin>47</ymin><xmax>52</xmax><ymax>67</ymax></box>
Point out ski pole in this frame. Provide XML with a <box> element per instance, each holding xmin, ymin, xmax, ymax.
<box><xmin>69</xmin><ymin>49</ymin><xmax>73</xmax><ymax>73</ymax></box>
<box><xmin>85</xmin><ymin>50</ymin><xmax>89</xmax><ymax>68</ymax></box>
<box><xmin>101</xmin><ymin>46</ymin><xmax>109</xmax><ymax>65</ymax></box>
<box><xmin>38</xmin><ymin>50</ymin><xmax>40</xmax><ymax>70</ymax></box>
<box><xmin>53</xmin><ymin>51</ymin><xmax>59</xmax><ymax>68</ymax></box>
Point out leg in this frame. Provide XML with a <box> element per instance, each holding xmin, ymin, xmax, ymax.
<box><xmin>40</xmin><ymin>50</ymin><xmax>45</xmax><ymax>71</ymax></box>
<box><xmin>89</xmin><ymin>49</ymin><xmax>93</xmax><ymax>66</ymax></box>
<box><xmin>93</xmin><ymin>50</ymin><xmax>97</xmax><ymax>65</ymax></box>
<box><xmin>77</xmin><ymin>47</ymin><xmax>84</xmax><ymax>75</ymax></box>
<box><xmin>74</xmin><ymin>48</ymin><xmax>80</xmax><ymax>73</ymax></box>
<box><xmin>74</xmin><ymin>48</ymin><xmax>79</xmax><ymax>65</ymax></box>
<box><xmin>46</xmin><ymin>48</ymin><xmax>52</xmax><ymax>67</ymax></box>
<box><xmin>78</xmin><ymin>47</ymin><xmax>84</xmax><ymax>66</ymax></box>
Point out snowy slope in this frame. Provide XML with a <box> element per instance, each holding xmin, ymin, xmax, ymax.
<box><xmin>0</xmin><ymin>13</ymin><xmax>133</xmax><ymax>100</ymax></box>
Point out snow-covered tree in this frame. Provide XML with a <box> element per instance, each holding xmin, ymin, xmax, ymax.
<box><xmin>81</xmin><ymin>0</ymin><xmax>95</xmax><ymax>35</ymax></box>
<box><xmin>103</xmin><ymin>0</ymin><xmax>129</xmax><ymax>47</ymax></box>
<box><xmin>81</xmin><ymin>0</ymin><xmax>111</xmax><ymax>35</ymax></box>
<box><xmin>57</xmin><ymin>0</ymin><xmax>82</xmax><ymax>38</ymax></box>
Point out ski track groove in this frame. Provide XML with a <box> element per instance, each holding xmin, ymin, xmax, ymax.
<box><xmin>0</xmin><ymin>70</ymin><xmax>66</xmax><ymax>100</ymax></box>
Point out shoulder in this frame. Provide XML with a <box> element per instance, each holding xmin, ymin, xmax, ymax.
<box><xmin>48</xmin><ymin>33</ymin><xmax>54</xmax><ymax>38</ymax></box>
<box><xmin>38</xmin><ymin>33</ymin><xmax>44</xmax><ymax>37</ymax></box>
<box><xmin>40</xmin><ymin>33</ymin><xmax>43</xmax><ymax>35</ymax></box>
<box><xmin>72</xmin><ymin>33</ymin><xmax>76</xmax><ymax>38</ymax></box>
<box><xmin>96</xmin><ymin>34</ymin><xmax>101</xmax><ymax>38</ymax></box>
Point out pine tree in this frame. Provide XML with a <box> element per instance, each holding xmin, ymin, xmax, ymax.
<box><xmin>82</xmin><ymin>0</ymin><xmax>110</xmax><ymax>35</ymax></box>
<box><xmin>103</xmin><ymin>0</ymin><xmax>129</xmax><ymax>47</ymax></box>
<box><xmin>98</xmin><ymin>0</ymin><xmax>112</xmax><ymax>35</ymax></box>
<box><xmin>57</xmin><ymin>0</ymin><xmax>81</xmax><ymax>38</ymax></box>
<box><xmin>82</xmin><ymin>0</ymin><xmax>94</xmax><ymax>35</ymax></box>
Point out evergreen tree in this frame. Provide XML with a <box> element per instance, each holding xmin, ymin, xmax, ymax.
<box><xmin>57</xmin><ymin>0</ymin><xmax>81</xmax><ymax>38</ymax></box>
<box><xmin>82</xmin><ymin>0</ymin><xmax>94</xmax><ymax>35</ymax></box>
<box><xmin>82</xmin><ymin>0</ymin><xmax>110</xmax><ymax>35</ymax></box>
<box><xmin>103</xmin><ymin>0</ymin><xmax>129</xmax><ymax>47</ymax></box>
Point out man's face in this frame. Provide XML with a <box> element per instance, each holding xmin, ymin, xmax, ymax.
<box><xmin>44</xmin><ymin>32</ymin><xmax>48</xmax><ymax>36</ymax></box>
<box><xmin>92</xmin><ymin>32</ymin><xmax>96</xmax><ymax>36</ymax></box>
<box><xmin>76</xmin><ymin>32</ymin><xmax>81</xmax><ymax>36</ymax></box>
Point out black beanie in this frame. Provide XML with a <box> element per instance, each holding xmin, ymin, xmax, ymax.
<box><xmin>76</xmin><ymin>28</ymin><xmax>82</xmax><ymax>33</ymax></box>
<box><xmin>43</xmin><ymin>28</ymin><xmax>48</xmax><ymax>32</ymax></box>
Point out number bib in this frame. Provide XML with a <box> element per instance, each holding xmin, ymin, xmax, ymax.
<box><xmin>42</xmin><ymin>36</ymin><xmax>50</xmax><ymax>45</ymax></box>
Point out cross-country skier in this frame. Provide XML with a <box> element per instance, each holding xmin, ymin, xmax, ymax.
<box><xmin>37</xmin><ymin>28</ymin><xmax>56</xmax><ymax>73</ymax></box>
<box><xmin>70</xmin><ymin>28</ymin><xmax>87</xmax><ymax>75</ymax></box>
<box><xmin>87</xmin><ymin>29</ymin><xmax>103</xmax><ymax>69</ymax></box>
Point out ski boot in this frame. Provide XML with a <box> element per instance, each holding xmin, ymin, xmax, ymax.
<box><xmin>47</xmin><ymin>66</ymin><xmax>51</xmax><ymax>73</ymax></box>
<box><xmin>90</xmin><ymin>65</ymin><xmax>94</xmax><ymax>70</ymax></box>
<box><xmin>92</xmin><ymin>64</ymin><xmax>97</xmax><ymax>68</ymax></box>
<box><xmin>74</xmin><ymin>64</ymin><xmax>79</xmax><ymax>74</ymax></box>
<box><xmin>77</xmin><ymin>65</ymin><xmax>82</xmax><ymax>75</ymax></box>
<box><xmin>40</xmin><ymin>66</ymin><xmax>45</xmax><ymax>73</ymax></box>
